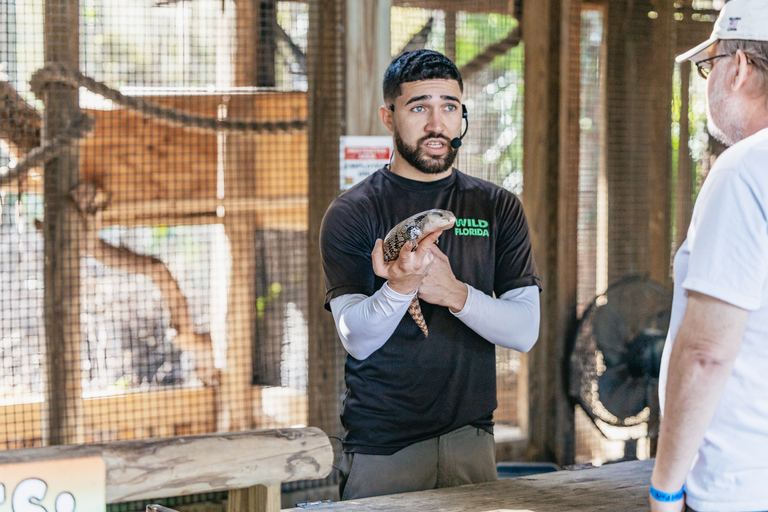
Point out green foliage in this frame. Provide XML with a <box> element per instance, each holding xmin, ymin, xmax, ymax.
<box><xmin>255</xmin><ymin>282</ymin><xmax>282</xmax><ymax>319</ymax></box>
<box><xmin>455</xmin><ymin>13</ymin><xmax>519</xmax><ymax>69</ymax></box>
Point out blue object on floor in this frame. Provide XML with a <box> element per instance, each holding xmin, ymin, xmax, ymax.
<box><xmin>496</xmin><ymin>462</ymin><xmax>561</xmax><ymax>479</ymax></box>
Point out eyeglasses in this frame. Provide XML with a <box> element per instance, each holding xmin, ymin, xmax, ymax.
<box><xmin>694</xmin><ymin>53</ymin><xmax>732</xmax><ymax>79</ymax></box>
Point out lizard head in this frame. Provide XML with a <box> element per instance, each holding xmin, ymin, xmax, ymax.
<box><xmin>421</xmin><ymin>209</ymin><xmax>456</xmax><ymax>233</ymax></box>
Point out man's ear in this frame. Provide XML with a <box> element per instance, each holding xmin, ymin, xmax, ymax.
<box><xmin>732</xmin><ymin>49</ymin><xmax>752</xmax><ymax>92</ymax></box>
<box><xmin>379</xmin><ymin>105</ymin><xmax>394</xmax><ymax>133</ymax></box>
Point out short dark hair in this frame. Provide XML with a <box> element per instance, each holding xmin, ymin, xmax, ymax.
<box><xmin>383</xmin><ymin>49</ymin><xmax>463</xmax><ymax>105</ymax></box>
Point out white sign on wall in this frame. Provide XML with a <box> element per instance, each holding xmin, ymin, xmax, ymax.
<box><xmin>339</xmin><ymin>136</ymin><xmax>393</xmax><ymax>191</ymax></box>
<box><xmin>0</xmin><ymin>457</ymin><xmax>106</xmax><ymax>512</ymax></box>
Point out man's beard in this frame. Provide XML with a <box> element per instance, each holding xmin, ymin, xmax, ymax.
<box><xmin>394</xmin><ymin>126</ymin><xmax>458</xmax><ymax>175</ymax></box>
<box><xmin>706</xmin><ymin>69</ymin><xmax>745</xmax><ymax>147</ymax></box>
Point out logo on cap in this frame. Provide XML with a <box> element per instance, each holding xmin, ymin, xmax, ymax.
<box><xmin>727</xmin><ymin>17</ymin><xmax>741</xmax><ymax>31</ymax></box>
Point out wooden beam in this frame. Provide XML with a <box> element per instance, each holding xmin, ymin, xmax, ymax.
<box><xmin>396</xmin><ymin>16</ymin><xmax>434</xmax><ymax>56</ymax></box>
<box><xmin>648</xmin><ymin>0</ymin><xmax>675</xmax><ymax>286</ymax></box>
<box><xmin>458</xmin><ymin>26</ymin><xmax>521</xmax><ymax>80</ymax></box>
<box><xmin>41</xmin><ymin>0</ymin><xmax>84</xmax><ymax>447</ymax></box>
<box><xmin>100</xmin><ymin>196</ymin><xmax>308</xmax><ymax>228</ymax></box>
<box><xmin>0</xmin><ymin>428</ymin><xmax>333</xmax><ymax>503</ymax></box>
<box><xmin>346</xmin><ymin>0</ymin><xmax>391</xmax><ymax>136</ymax></box>
<box><xmin>0</xmin><ymin>385</ymin><xmax>312</xmax><ymax>448</ymax></box>
<box><xmin>391</xmin><ymin>0</ymin><xmax>513</xmax><ymax>14</ymax></box>
<box><xmin>306</xmin><ymin>0</ymin><xmax>345</xmax><ymax>442</ymax></box>
<box><xmin>521</xmin><ymin>0</ymin><xmax>578</xmax><ymax>466</ymax></box>
<box><xmin>283</xmin><ymin>0</ymin><xmax>517</xmax><ymax>13</ymax></box>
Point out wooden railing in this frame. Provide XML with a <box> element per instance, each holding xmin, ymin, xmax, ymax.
<box><xmin>0</xmin><ymin>427</ymin><xmax>332</xmax><ymax>512</ymax></box>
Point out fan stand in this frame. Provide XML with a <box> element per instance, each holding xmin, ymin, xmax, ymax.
<box><xmin>623</xmin><ymin>438</ymin><xmax>637</xmax><ymax>459</ymax></box>
<box><xmin>624</xmin><ymin>379</ymin><xmax>660</xmax><ymax>460</ymax></box>
<box><xmin>612</xmin><ymin>379</ymin><xmax>661</xmax><ymax>461</ymax></box>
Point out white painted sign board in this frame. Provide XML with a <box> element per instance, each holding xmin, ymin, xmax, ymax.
<box><xmin>0</xmin><ymin>457</ymin><xmax>106</xmax><ymax>512</ymax></box>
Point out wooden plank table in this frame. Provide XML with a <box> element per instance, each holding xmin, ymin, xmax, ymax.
<box><xmin>285</xmin><ymin>459</ymin><xmax>654</xmax><ymax>511</ymax></box>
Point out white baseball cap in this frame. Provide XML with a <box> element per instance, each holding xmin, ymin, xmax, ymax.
<box><xmin>676</xmin><ymin>0</ymin><xmax>768</xmax><ymax>63</ymax></box>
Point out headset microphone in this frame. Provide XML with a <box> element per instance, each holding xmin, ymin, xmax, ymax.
<box><xmin>450</xmin><ymin>105</ymin><xmax>469</xmax><ymax>149</ymax></box>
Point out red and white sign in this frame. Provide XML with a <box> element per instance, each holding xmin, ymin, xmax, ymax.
<box><xmin>340</xmin><ymin>136</ymin><xmax>393</xmax><ymax>191</ymax></box>
<box><xmin>344</xmin><ymin>147</ymin><xmax>391</xmax><ymax>160</ymax></box>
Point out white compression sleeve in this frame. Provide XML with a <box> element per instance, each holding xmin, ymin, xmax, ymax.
<box><xmin>329</xmin><ymin>283</ymin><xmax>415</xmax><ymax>360</ymax></box>
<box><xmin>451</xmin><ymin>284</ymin><xmax>540</xmax><ymax>352</ymax></box>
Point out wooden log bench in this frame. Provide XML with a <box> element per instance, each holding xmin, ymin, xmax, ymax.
<box><xmin>282</xmin><ymin>459</ymin><xmax>654</xmax><ymax>512</ymax></box>
<box><xmin>0</xmin><ymin>427</ymin><xmax>332</xmax><ymax>512</ymax></box>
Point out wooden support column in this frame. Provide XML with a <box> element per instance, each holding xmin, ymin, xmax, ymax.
<box><xmin>227</xmin><ymin>484</ymin><xmax>280</xmax><ymax>512</ymax></box>
<box><xmin>648</xmin><ymin>0</ymin><xmax>675</xmax><ymax>286</ymax></box>
<box><xmin>444</xmin><ymin>10</ymin><xmax>457</xmax><ymax>64</ymax></box>
<box><xmin>257</xmin><ymin>0</ymin><xmax>278</xmax><ymax>87</ymax></box>
<box><xmin>42</xmin><ymin>0</ymin><xmax>84</xmax><ymax>446</ymax></box>
<box><xmin>605</xmin><ymin>0</ymin><xmax>674</xmax><ymax>285</ymax></box>
<box><xmin>233</xmin><ymin>0</ymin><xmax>277</xmax><ymax>87</ymax></box>
<box><xmin>220</xmin><ymin>212</ymin><xmax>257</xmax><ymax>434</ymax></box>
<box><xmin>522</xmin><ymin>0</ymin><xmax>579</xmax><ymax>466</ymax></box>
<box><xmin>345</xmin><ymin>0</ymin><xmax>391</xmax><ymax>136</ymax></box>
<box><xmin>307</xmin><ymin>0</ymin><xmax>346</xmax><ymax>441</ymax></box>
<box><xmin>218</xmin><ymin>105</ymin><xmax>258</xmax><ymax>438</ymax></box>
<box><xmin>219</xmin><ymin>0</ymin><xmax>260</xmax><ymax>436</ymax></box>
<box><xmin>605</xmin><ymin>1</ymin><xmax>645</xmax><ymax>282</ymax></box>
<box><xmin>675</xmin><ymin>61</ymin><xmax>693</xmax><ymax>251</ymax></box>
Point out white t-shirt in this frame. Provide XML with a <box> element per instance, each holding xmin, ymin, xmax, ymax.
<box><xmin>659</xmin><ymin>127</ymin><xmax>768</xmax><ymax>512</ymax></box>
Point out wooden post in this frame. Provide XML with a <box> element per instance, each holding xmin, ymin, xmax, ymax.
<box><xmin>444</xmin><ymin>10</ymin><xmax>457</xmax><ymax>64</ymax></box>
<box><xmin>227</xmin><ymin>484</ymin><xmax>281</xmax><ymax>512</ymax></box>
<box><xmin>41</xmin><ymin>0</ymin><xmax>84</xmax><ymax>446</ymax></box>
<box><xmin>306</xmin><ymin>0</ymin><xmax>345</xmax><ymax>442</ymax></box>
<box><xmin>220</xmin><ymin>213</ymin><xmax>257</xmax><ymax>434</ymax></box>
<box><xmin>218</xmin><ymin>0</ymin><xmax>261</xmax><ymax>436</ymax></box>
<box><xmin>675</xmin><ymin>60</ymin><xmax>693</xmax><ymax>252</ymax></box>
<box><xmin>218</xmin><ymin>111</ymin><xmax>259</xmax><ymax>434</ymax></box>
<box><xmin>605</xmin><ymin>0</ymin><xmax>674</xmax><ymax>285</ymax></box>
<box><xmin>233</xmin><ymin>0</ymin><xmax>276</xmax><ymax>87</ymax></box>
<box><xmin>522</xmin><ymin>0</ymin><xmax>579</xmax><ymax>466</ymax></box>
<box><xmin>345</xmin><ymin>0</ymin><xmax>391</xmax><ymax>136</ymax></box>
<box><xmin>605</xmin><ymin>0</ymin><xmax>643</xmax><ymax>282</ymax></box>
<box><xmin>648</xmin><ymin>0</ymin><xmax>675</xmax><ymax>286</ymax></box>
<box><xmin>257</xmin><ymin>0</ymin><xmax>278</xmax><ymax>87</ymax></box>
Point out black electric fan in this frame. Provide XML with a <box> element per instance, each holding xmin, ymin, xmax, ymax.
<box><xmin>568</xmin><ymin>276</ymin><xmax>672</xmax><ymax>457</ymax></box>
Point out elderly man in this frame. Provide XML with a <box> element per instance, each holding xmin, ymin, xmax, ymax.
<box><xmin>650</xmin><ymin>1</ymin><xmax>768</xmax><ymax>511</ymax></box>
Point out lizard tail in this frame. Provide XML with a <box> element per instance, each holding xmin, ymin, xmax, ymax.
<box><xmin>408</xmin><ymin>296</ymin><xmax>429</xmax><ymax>337</ymax></box>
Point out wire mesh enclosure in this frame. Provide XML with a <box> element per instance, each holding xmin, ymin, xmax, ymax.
<box><xmin>0</xmin><ymin>0</ymin><xmax>535</xmax><ymax>508</ymax></box>
<box><xmin>2</xmin><ymin>0</ymin><xmax>313</xmax><ymax>453</ymax></box>
<box><xmin>0</xmin><ymin>0</ymin><xmax>724</xmax><ymax>507</ymax></box>
<box><xmin>572</xmin><ymin>0</ymin><xmax>721</xmax><ymax>466</ymax></box>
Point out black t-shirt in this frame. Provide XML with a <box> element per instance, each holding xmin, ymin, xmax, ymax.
<box><xmin>320</xmin><ymin>166</ymin><xmax>540</xmax><ymax>455</ymax></box>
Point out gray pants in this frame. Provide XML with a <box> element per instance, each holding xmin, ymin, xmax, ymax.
<box><xmin>339</xmin><ymin>425</ymin><xmax>497</xmax><ymax>500</ymax></box>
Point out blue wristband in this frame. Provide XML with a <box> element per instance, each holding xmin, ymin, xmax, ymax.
<box><xmin>650</xmin><ymin>484</ymin><xmax>684</xmax><ymax>502</ymax></box>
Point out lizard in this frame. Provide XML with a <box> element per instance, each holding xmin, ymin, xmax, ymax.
<box><xmin>382</xmin><ymin>209</ymin><xmax>457</xmax><ymax>337</ymax></box>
